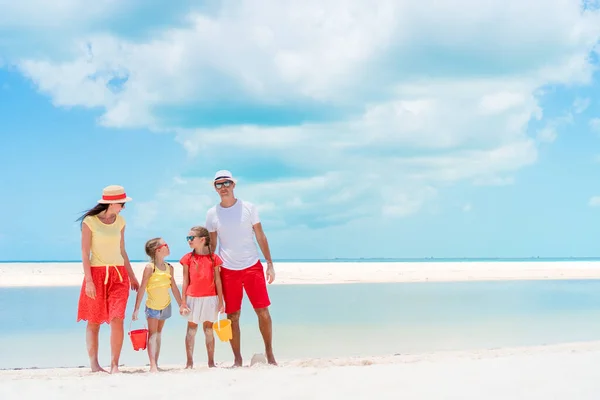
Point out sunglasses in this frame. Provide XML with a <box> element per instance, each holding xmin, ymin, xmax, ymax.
<box><xmin>186</xmin><ymin>236</ymin><xmax>201</xmax><ymax>242</ymax></box>
<box><xmin>214</xmin><ymin>180</ymin><xmax>233</xmax><ymax>189</ymax></box>
<box><xmin>156</xmin><ymin>243</ymin><xmax>169</xmax><ymax>250</ymax></box>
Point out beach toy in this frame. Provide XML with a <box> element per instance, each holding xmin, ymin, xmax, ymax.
<box><xmin>213</xmin><ymin>312</ymin><xmax>232</xmax><ymax>342</ymax></box>
<box><xmin>128</xmin><ymin>321</ymin><xmax>149</xmax><ymax>351</ymax></box>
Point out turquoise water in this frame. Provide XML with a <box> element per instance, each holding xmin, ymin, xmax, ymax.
<box><xmin>2</xmin><ymin>280</ymin><xmax>600</xmax><ymax>369</ymax></box>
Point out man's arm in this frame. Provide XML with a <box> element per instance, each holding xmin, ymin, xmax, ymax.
<box><xmin>209</xmin><ymin>231</ymin><xmax>218</xmax><ymax>253</ymax></box>
<box><xmin>253</xmin><ymin>223</ymin><xmax>275</xmax><ymax>283</ymax></box>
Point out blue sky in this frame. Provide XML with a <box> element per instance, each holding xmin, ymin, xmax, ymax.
<box><xmin>2</xmin><ymin>1</ymin><xmax>600</xmax><ymax>261</ymax></box>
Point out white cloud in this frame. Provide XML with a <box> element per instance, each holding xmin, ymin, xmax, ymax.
<box><xmin>590</xmin><ymin>118</ymin><xmax>600</xmax><ymax>133</ymax></box>
<box><xmin>589</xmin><ymin>196</ymin><xmax>600</xmax><ymax>207</ymax></box>
<box><xmin>0</xmin><ymin>1</ymin><xmax>118</xmax><ymax>29</ymax></box>
<box><xmin>14</xmin><ymin>0</ymin><xmax>600</xmax><ymax>128</ymax></box>
<box><xmin>573</xmin><ymin>97</ymin><xmax>591</xmax><ymax>114</ymax></box>
<box><xmin>8</xmin><ymin>0</ymin><xmax>600</xmax><ymax>230</ymax></box>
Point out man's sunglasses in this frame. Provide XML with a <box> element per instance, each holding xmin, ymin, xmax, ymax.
<box><xmin>214</xmin><ymin>180</ymin><xmax>233</xmax><ymax>189</ymax></box>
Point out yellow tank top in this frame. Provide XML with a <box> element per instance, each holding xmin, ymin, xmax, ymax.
<box><xmin>145</xmin><ymin>263</ymin><xmax>172</xmax><ymax>310</ymax></box>
<box><xmin>83</xmin><ymin>215</ymin><xmax>126</xmax><ymax>266</ymax></box>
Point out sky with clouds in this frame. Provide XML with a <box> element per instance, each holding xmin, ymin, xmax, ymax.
<box><xmin>2</xmin><ymin>0</ymin><xmax>600</xmax><ymax>261</ymax></box>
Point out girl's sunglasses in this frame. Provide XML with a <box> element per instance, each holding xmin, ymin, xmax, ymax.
<box><xmin>157</xmin><ymin>243</ymin><xmax>169</xmax><ymax>250</ymax></box>
<box><xmin>186</xmin><ymin>236</ymin><xmax>200</xmax><ymax>242</ymax></box>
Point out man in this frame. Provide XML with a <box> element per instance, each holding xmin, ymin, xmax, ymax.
<box><xmin>206</xmin><ymin>169</ymin><xmax>277</xmax><ymax>366</ymax></box>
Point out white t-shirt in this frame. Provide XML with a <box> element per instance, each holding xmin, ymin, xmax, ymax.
<box><xmin>205</xmin><ymin>199</ymin><xmax>261</xmax><ymax>271</ymax></box>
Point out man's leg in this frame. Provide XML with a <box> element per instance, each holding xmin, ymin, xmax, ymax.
<box><xmin>254</xmin><ymin>307</ymin><xmax>276</xmax><ymax>365</ymax></box>
<box><xmin>221</xmin><ymin>267</ymin><xmax>244</xmax><ymax>367</ymax></box>
<box><xmin>227</xmin><ymin>310</ymin><xmax>243</xmax><ymax>367</ymax></box>
<box><xmin>245</xmin><ymin>261</ymin><xmax>277</xmax><ymax>365</ymax></box>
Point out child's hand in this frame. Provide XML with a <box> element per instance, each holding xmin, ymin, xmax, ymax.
<box><xmin>180</xmin><ymin>305</ymin><xmax>190</xmax><ymax>316</ymax></box>
<box><xmin>132</xmin><ymin>310</ymin><xmax>138</xmax><ymax>321</ymax></box>
<box><xmin>218</xmin><ymin>300</ymin><xmax>225</xmax><ymax>313</ymax></box>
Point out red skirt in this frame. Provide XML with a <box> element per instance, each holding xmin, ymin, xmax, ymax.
<box><xmin>77</xmin><ymin>265</ymin><xmax>130</xmax><ymax>324</ymax></box>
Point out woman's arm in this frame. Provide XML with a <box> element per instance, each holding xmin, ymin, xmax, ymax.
<box><xmin>81</xmin><ymin>223</ymin><xmax>95</xmax><ymax>299</ymax></box>
<box><xmin>132</xmin><ymin>265</ymin><xmax>152</xmax><ymax>320</ymax></box>
<box><xmin>120</xmin><ymin>226</ymin><xmax>139</xmax><ymax>291</ymax></box>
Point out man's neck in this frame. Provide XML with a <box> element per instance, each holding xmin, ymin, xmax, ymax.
<box><xmin>220</xmin><ymin>196</ymin><xmax>237</xmax><ymax>208</ymax></box>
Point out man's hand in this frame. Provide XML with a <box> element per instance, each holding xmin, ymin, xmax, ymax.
<box><xmin>266</xmin><ymin>262</ymin><xmax>275</xmax><ymax>284</ymax></box>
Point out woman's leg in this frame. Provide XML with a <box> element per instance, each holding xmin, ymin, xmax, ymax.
<box><xmin>203</xmin><ymin>321</ymin><xmax>216</xmax><ymax>368</ymax></box>
<box><xmin>109</xmin><ymin>318</ymin><xmax>125</xmax><ymax>374</ymax></box>
<box><xmin>86</xmin><ymin>322</ymin><xmax>106</xmax><ymax>372</ymax></box>
<box><xmin>185</xmin><ymin>322</ymin><xmax>198</xmax><ymax>368</ymax></box>
<box><xmin>147</xmin><ymin>317</ymin><xmax>159</xmax><ymax>372</ymax></box>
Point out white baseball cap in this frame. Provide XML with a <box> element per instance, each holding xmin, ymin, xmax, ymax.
<box><xmin>213</xmin><ymin>169</ymin><xmax>238</xmax><ymax>184</ymax></box>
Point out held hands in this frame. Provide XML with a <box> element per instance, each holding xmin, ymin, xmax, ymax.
<box><xmin>266</xmin><ymin>262</ymin><xmax>275</xmax><ymax>284</ymax></box>
<box><xmin>179</xmin><ymin>304</ymin><xmax>191</xmax><ymax>316</ymax></box>
<box><xmin>85</xmin><ymin>278</ymin><xmax>96</xmax><ymax>299</ymax></box>
<box><xmin>218</xmin><ymin>299</ymin><xmax>225</xmax><ymax>313</ymax></box>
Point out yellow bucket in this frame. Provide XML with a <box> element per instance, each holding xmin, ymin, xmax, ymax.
<box><xmin>213</xmin><ymin>312</ymin><xmax>232</xmax><ymax>342</ymax></box>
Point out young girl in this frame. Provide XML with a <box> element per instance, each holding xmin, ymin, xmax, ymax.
<box><xmin>133</xmin><ymin>238</ymin><xmax>183</xmax><ymax>372</ymax></box>
<box><xmin>179</xmin><ymin>226</ymin><xmax>225</xmax><ymax>368</ymax></box>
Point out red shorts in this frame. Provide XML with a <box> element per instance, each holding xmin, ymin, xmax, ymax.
<box><xmin>220</xmin><ymin>260</ymin><xmax>271</xmax><ymax>314</ymax></box>
<box><xmin>77</xmin><ymin>265</ymin><xmax>130</xmax><ymax>324</ymax></box>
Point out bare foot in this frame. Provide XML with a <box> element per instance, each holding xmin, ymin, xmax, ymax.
<box><xmin>185</xmin><ymin>363</ymin><xmax>193</xmax><ymax>369</ymax></box>
<box><xmin>266</xmin><ymin>353</ymin><xmax>278</xmax><ymax>366</ymax></box>
<box><xmin>110</xmin><ymin>365</ymin><xmax>120</xmax><ymax>374</ymax></box>
<box><xmin>149</xmin><ymin>366</ymin><xmax>158</xmax><ymax>373</ymax></box>
<box><xmin>91</xmin><ymin>364</ymin><xmax>108</xmax><ymax>373</ymax></box>
<box><xmin>233</xmin><ymin>357</ymin><xmax>243</xmax><ymax>367</ymax></box>
<box><xmin>208</xmin><ymin>361</ymin><xmax>216</xmax><ymax>368</ymax></box>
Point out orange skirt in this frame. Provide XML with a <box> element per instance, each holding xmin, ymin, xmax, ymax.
<box><xmin>77</xmin><ymin>266</ymin><xmax>130</xmax><ymax>324</ymax></box>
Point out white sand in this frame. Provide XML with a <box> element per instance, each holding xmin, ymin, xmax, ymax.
<box><xmin>3</xmin><ymin>261</ymin><xmax>600</xmax><ymax>398</ymax></box>
<box><xmin>1</xmin><ymin>341</ymin><xmax>600</xmax><ymax>399</ymax></box>
<box><xmin>2</xmin><ymin>260</ymin><xmax>600</xmax><ymax>287</ymax></box>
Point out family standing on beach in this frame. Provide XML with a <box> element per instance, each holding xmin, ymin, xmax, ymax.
<box><xmin>75</xmin><ymin>170</ymin><xmax>277</xmax><ymax>373</ymax></box>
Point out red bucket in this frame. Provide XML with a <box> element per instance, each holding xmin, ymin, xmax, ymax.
<box><xmin>128</xmin><ymin>322</ymin><xmax>148</xmax><ymax>351</ymax></box>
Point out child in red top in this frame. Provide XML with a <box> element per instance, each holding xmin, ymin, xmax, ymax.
<box><xmin>179</xmin><ymin>225</ymin><xmax>225</xmax><ymax>368</ymax></box>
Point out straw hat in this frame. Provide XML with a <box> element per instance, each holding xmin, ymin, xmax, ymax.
<box><xmin>98</xmin><ymin>185</ymin><xmax>132</xmax><ymax>204</ymax></box>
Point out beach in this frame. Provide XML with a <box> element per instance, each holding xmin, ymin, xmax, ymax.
<box><xmin>1</xmin><ymin>341</ymin><xmax>600</xmax><ymax>399</ymax></box>
<box><xmin>2</xmin><ymin>260</ymin><xmax>600</xmax><ymax>287</ymax></box>
<box><xmin>2</xmin><ymin>260</ymin><xmax>600</xmax><ymax>399</ymax></box>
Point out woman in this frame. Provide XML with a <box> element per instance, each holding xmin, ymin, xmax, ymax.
<box><xmin>76</xmin><ymin>185</ymin><xmax>140</xmax><ymax>374</ymax></box>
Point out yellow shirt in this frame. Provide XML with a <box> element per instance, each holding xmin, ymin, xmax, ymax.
<box><xmin>146</xmin><ymin>263</ymin><xmax>172</xmax><ymax>310</ymax></box>
<box><xmin>83</xmin><ymin>214</ymin><xmax>125</xmax><ymax>266</ymax></box>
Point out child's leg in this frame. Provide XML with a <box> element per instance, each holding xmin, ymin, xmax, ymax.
<box><xmin>185</xmin><ymin>322</ymin><xmax>198</xmax><ymax>368</ymax></box>
<box><xmin>147</xmin><ymin>317</ymin><xmax>159</xmax><ymax>372</ymax></box>
<box><xmin>155</xmin><ymin>320</ymin><xmax>166</xmax><ymax>368</ymax></box>
<box><xmin>203</xmin><ymin>321</ymin><xmax>216</xmax><ymax>368</ymax></box>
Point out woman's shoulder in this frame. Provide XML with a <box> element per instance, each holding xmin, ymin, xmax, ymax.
<box><xmin>82</xmin><ymin>215</ymin><xmax>97</xmax><ymax>228</ymax></box>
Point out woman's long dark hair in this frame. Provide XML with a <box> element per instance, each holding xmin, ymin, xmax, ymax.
<box><xmin>76</xmin><ymin>203</ymin><xmax>109</xmax><ymax>228</ymax></box>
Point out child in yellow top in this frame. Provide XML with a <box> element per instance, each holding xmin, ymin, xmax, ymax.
<box><xmin>133</xmin><ymin>237</ymin><xmax>183</xmax><ymax>373</ymax></box>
